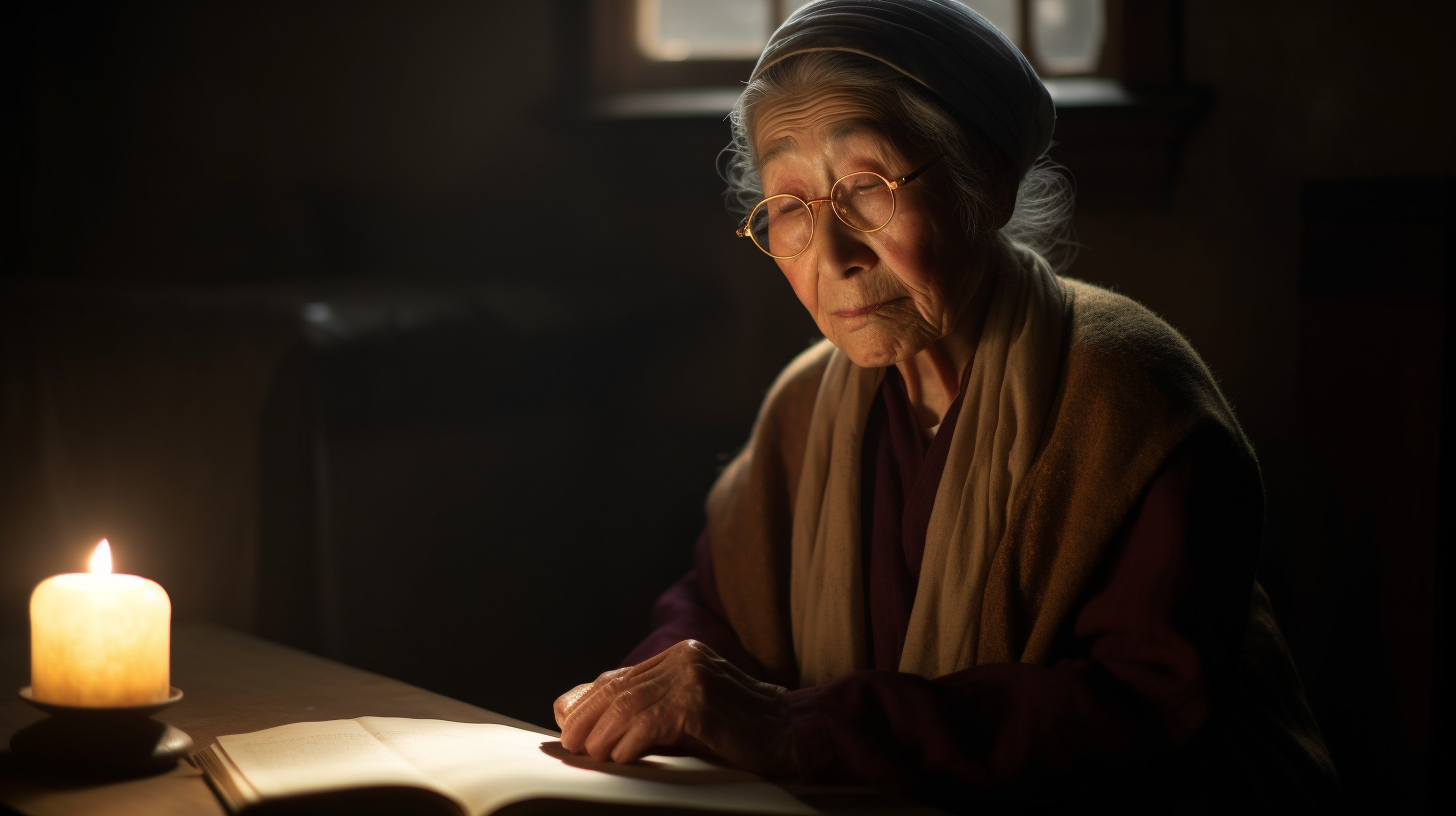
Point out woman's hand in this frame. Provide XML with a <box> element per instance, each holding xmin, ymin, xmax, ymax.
<box><xmin>553</xmin><ymin>640</ymin><xmax>795</xmax><ymax>779</ymax></box>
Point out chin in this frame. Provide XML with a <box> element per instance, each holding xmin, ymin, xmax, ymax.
<box><xmin>825</xmin><ymin>316</ymin><xmax>937</xmax><ymax>368</ymax></box>
<box><xmin>834</xmin><ymin>335</ymin><xmax>916</xmax><ymax>369</ymax></box>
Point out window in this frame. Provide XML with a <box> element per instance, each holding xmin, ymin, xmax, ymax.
<box><xmin>623</xmin><ymin>0</ymin><xmax>1106</xmax><ymax>82</ymax></box>
<box><xmin>574</xmin><ymin>1</ymin><xmax>1195</xmax><ymax>211</ymax></box>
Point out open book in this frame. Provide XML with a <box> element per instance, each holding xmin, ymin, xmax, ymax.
<box><xmin>193</xmin><ymin>717</ymin><xmax>815</xmax><ymax>816</ymax></box>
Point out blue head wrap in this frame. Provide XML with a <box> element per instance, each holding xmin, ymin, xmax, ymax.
<box><xmin>750</xmin><ymin>0</ymin><xmax>1054</xmax><ymax>178</ymax></box>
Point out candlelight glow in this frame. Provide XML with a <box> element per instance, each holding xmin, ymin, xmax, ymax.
<box><xmin>89</xmin><ymin>539</ymin><xmax>112</xmax><ymax>575</ymax></box>
<box><xmin>32</xmin><ymin>537</ymin><xmax>171</xmax><ymax>706</ymax></box>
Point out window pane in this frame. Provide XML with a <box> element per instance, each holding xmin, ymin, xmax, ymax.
<box><xmin>961</xmin><ymin>0</ymin><xmax>1020</xmax><ymax>47</ymax></box>
<box><xmin>633</xmin><ymin>0</ymin><xmax>1106</xmax><ymax>77</ymax></box>
<box><xmin>1031</xmin><ymin>0</ymin><xmax>1104</xmax><ymax>75</ymax></box>
<box><xmin>638</xmin><ymin>0</ymin><xmax>772</xmax><ymax>61</ymax></box>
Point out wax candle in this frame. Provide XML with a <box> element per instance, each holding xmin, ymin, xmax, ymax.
<box><xmin>30</xmin><ymin>540</ymin><xmax>171</xmax><ymax>708</ymax></box>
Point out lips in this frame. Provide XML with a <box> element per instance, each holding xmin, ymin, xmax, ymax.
<box><xmin>832</xmin><ymin>299</ymin><xmax>894</xmax><ymax>318</ymax></box>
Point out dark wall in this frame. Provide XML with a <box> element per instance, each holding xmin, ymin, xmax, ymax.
<box><xmin>3</xmin><ymin>1</ymin><xmax>1451</xmax><ymax>812</ymax></box>
<box><xmin>2</xmin><ymin>0</ymin><xmax>816</xmax><ymax>712</ymax></box>
<box><xmin>1064</xmin><ymin>8</ymin><xmax>1454</xmax><ymax>812</ymax></box>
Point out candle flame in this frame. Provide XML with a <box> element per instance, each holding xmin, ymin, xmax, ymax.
<box><xmin>89</xmin><ymin>539</ymin><xmax>112</xmax><ymax>575</ymax></box>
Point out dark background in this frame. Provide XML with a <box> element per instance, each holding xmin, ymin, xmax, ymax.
<box><xmin>1</xmin><ymin>1</ymin><xmax>1451</xmax><ymax>813</ymax></box>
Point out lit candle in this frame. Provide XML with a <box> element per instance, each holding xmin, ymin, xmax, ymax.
<box><xmin>30</xmin><ymin>540</ymin><xmax>171</xmax><ymax>707</ymax></box>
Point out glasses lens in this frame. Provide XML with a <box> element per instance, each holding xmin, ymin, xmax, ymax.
<box><xmin>831</xmin><ymin>173</ymin><xmax>895</xmax><ymax>231</ymax></box>
<box><xmin>748</xmin><ymin>195</ymin><xmax>813</xmax><ymax>258</ymax></box>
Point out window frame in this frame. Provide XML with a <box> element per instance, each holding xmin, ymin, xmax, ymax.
<box><xmin>587</xmin><ymin>0</ymin><xmax>763</xmax><ymax>96</ymax></box>
<box><xmin>564</xmin><ymin>0</ymin><xmax>1199</xmax><ymax>212</ymax></box>
<box><xmin>587</xmin><ymin>0</ymin><xmax>1151</xmax><ymax>97</ymax></box>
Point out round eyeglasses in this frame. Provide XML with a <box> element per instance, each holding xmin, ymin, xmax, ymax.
<box><xmin>735</xmin><ymin>156</ymin><xmax>942</xmax><ymax>259</ymax></box>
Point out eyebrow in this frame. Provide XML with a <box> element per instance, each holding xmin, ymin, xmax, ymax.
<box><xmin>758</xmin><ymin>136</ymin><xmax>798</xmax><ymax>167</ymax></box>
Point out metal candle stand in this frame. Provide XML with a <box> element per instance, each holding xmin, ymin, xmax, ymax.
<box><xmin>11</xmin><ymin>687</ymin><xmax>193</xmax><ymax>774</ymax></box>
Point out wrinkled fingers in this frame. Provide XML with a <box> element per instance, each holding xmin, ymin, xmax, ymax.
<box><xmin>581</xmin><ymin>674</ymin><xmax>672</xmax><ymax>761</ymax></box>
<box><xmin>609</xmin><ymin>710</ymin><xmax>671</xmax><ymax>764</ymax></box>
<box><xmin>559</xmin><ymin>642</ymin><xmax>716</xmax><ymax>759</ymax></box>
<box><xmin>558</xmin><ymin>669</ymin><xmax>631</xmax><ymax>751</ymax></box>
<box><xmin>553</xmin><ymin>683</ymin><xmax>594</xmax><ymax>730</ymax></box>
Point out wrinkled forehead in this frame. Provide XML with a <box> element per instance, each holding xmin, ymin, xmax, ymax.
<box><xmin>750</xmin><ymin>88</ymin><xmax>905</xmax><ymax>169</ymax></box>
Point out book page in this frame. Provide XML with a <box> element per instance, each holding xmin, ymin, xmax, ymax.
<box><xmin>357</xmin><ymin>717</ymin><xmax>815</xmax><ymax>815</ymax></box>
<box><xmin>216</xmin><ymin>719</ymin><xmax>445</xmax><ymax>804</ymax></box>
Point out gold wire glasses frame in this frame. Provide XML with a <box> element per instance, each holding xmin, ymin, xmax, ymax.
<box><xmin>735</xmin><ymin>155</ymin><xmax>943</xmax><ymax>259</ymax></box>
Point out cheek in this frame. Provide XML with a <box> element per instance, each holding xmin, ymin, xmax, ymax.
<box><xmin>874</xmin><ymin>232</ymin><xmax>939</xmax><ymax>296</ymax></box>
<box><xmin>778</xmin><ymin>260</ymin><xmax>819</xmax><ymax>314</ymax></box>
<box><xmin>882</xmin><ymin>212</ymin><xmax>962</xmax><ymax>298</ymax></box>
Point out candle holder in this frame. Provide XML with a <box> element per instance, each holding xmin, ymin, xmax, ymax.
<box><xmin>11</xmin><ymin>686</ymin><xmax>193</xmax><ymax>774</ymax></box>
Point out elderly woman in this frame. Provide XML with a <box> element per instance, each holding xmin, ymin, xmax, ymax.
<box><xmin>554</xmin><ymin>0</ymin><xmax>1337</xmax><ymax>810</ymax></box>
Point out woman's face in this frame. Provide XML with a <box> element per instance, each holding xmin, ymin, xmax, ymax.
<box><xmin>753</xmin><ymin>89</ymin><xmax>980</xmax><ymax>368</ymax></box>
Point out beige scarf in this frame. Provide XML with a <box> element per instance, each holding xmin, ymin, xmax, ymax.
<box><xmin>789</xmin><ymin>246</ymin><xmax>1068</xmax><ymax>685</ymax></box>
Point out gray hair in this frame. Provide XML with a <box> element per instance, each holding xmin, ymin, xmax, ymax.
<box><xmin>721</xmin><ymin>50</ymin><xmax>1076</xmax><ymax>271</ymax></box>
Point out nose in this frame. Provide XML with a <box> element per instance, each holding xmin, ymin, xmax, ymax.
<box><xmin>814</xmin><ymin>210</ymin><xmax>878</xmax><ymax>281</ymax></box>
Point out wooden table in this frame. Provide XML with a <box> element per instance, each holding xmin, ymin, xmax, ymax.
<box><xmin>0</xmin><ymin>625</ymin><xmax>938</xmax><ymax>816</ymax></box>
<box><xmin>0</xmin><ymin>624</ymin><xmax>557</xmax><ymax>816</ymax></box>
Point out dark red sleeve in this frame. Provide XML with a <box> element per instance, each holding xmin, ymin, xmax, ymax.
<box><xmin>788</xmin><ymin>448</ymin><xmax>1238</xmax><ymax>805</ymax></box>
<box><xmin>620</xmin><ymin>530</ymin><xmax>768</xmax><ymax>677</ymax></box>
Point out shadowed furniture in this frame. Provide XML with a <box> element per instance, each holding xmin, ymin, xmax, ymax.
<box><xmin>0</xmin><ymin>624</ymin><xmax>551</xmax><ymax>816</ymax></box>
<box><xmin>0</xmin><ymin>624</ymin><xmax>940</xmax><ymax>816</ymax></box>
